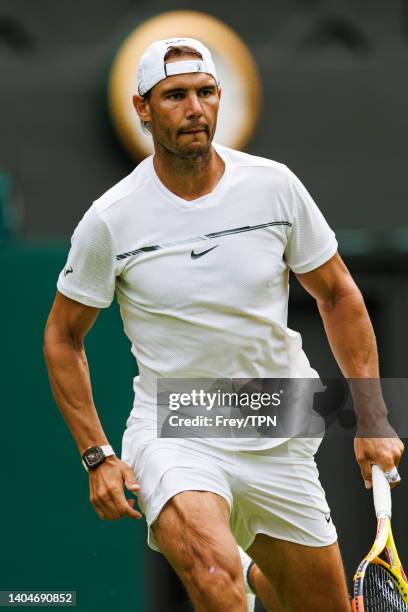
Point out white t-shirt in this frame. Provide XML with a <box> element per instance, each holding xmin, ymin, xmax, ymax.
<box><xmin>57</xmin><ymin>144</ymin><xmax>337</xmax><ymax>449</ymax></box>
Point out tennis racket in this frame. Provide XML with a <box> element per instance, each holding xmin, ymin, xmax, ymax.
<box><xmin>352</xmin><ymin>464</ymin><xmax>408</xmax><ymax>611</ymax></box>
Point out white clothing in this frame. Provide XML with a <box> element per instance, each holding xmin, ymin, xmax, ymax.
<box><xmin>121</xmin><ymin>418</ymin><xmax>338</xmax><ymax>551</ymax></box>
<box><xmin>58</xmin><ymin>144</ymin><xmax>337</xmax><ymax>450</ymax></box>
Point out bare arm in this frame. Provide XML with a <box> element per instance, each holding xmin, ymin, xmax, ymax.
<box><xmin>296</xmin><ymin>253</ymin><xmax>378</xmax><ymax>379</ymax></box>
<box><xmin>295</xmin><ymin>253</ymin><xmax>404</xmax><ymax>486</ymax></box>
<box><xmin>44</xmin><ymin>291</ymin><xmax>107</xmax><ymax>453</ymax></box>
<box><xmin>44</xmin><ymin>291</ymin><xmax>141</xmax><ymax>519</ymax></box>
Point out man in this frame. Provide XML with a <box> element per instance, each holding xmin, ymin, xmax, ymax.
<box><xmin>44</xmin><ymin>37</ymin><xmax>403</xmax><ymax>611</ymax></box>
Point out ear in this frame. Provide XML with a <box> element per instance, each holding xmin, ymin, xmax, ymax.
<box><xmin>133</xmin><ymin>94</ymin><xmax>151</xmax><ymax>123</ymax></box>
<box><xmin>217</xmin><ymin>87</ymin><xmax>222</xmax><ymax>101</ymax></box>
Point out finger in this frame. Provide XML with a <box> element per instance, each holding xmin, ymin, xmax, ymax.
<box><xmin>125</xmin><ymin>504</ymin><xmax>142</xmax><ymax>519</ymax></box>
<box><xmin>359</xmin><ymin>459</ymin><xmax>373</xmax><ymax>489</ymax></box>
<box><xmin>123</xmin><ymin>467</ymin><xmax>140</xmax><ymax>492</ymax></box>
<box><xmin>394</xmin><ymin>441</ymin><xmax>405</xmax><ymax>466</ymax></box>
<box><xmin>111</xmin><ymin>495</ymin><xmax>142</xmax><ymax>519</ymax></box>
<box><xmin>383</xmin><ymin>465</ymin><xmax>402</xmax><ymax>490</ymax></box>
<box><xmin>93</xmin><ymin>505</ymin><xmax>106</xmax><ymax>520</ymax></box>
<box><xmin>96</xmin><ymin>501</ymin><xmax>120</xmax><ymax>520</ymax></box>
<box><xmin>97</xmin><ymin>488</ymin><xmax>124</xmax><ymax>519</ymax></box>
<box><xmin>109</xmin><ymin>486</ymin><xmax>142</xmax><ymax>520</ymax></box>
<box><xmin>121</xmin><ymin>491</ymin><xmax>142</xmax><ymax>518</ymax></box>
<box><xmin>373</xmin><ymin>452</ymin><xmax>397</xmax><ymax>475</ymax></box>
<box><xmin>126</xmin><ymin>481</ymin><xmax>140</xmax><ymax>493</ymax></box>
<box><xmin>126</xmin><ymin>497</ymin><xmax>142</xmax><ymax>516</ymax></box>
<box><xmin>92</xmin><ymin>498</ymin><xmax>117</xmax><ymax>520</ymax></box>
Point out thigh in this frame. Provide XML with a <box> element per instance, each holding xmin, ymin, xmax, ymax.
<box><xmin>122</xmin><ymin>423</ymin><xmax>234</xmax><ymax>552</ymax></box>
<box><xmin>153</xmin><ymin>491</ymin><xmax>248</xmax><ymax>612</ymax></box>
<box><xmin>248</xmin><ymin>534</ymin><xmax>350</xmax><ymax>612</ymax></box>
<box><xmin>152</xmin><ymin>490</ymin><xmax>238</xmax><ymax>573</ymax></box>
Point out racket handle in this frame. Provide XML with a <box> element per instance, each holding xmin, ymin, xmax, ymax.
<box><xmin>372</xmin><ymin>464</ymin><xmax>392</xmax><ymax>518</ymax></box>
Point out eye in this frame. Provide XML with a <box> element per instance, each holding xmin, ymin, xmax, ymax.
<box><xmin>200</xmin><ymin>88</ymin><xmax>214</xmax><ymax>97</ymax></box>
<box><xmin>167</xmin><ymin>92</ymin><xmax>184</xmax><ymax>100</ymax></box>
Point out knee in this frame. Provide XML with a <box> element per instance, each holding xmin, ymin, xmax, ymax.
<box><xmin>180</xmin><ymin>549</ymin><xmax>246</xmax><ymax>606</ymax></box>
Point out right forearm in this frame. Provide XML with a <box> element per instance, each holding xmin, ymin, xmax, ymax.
<box><xmin>44</xmin><ymin>315</ymin><xmax>141</xmax><ymax>522</ymax></box>
<box><xmin>44</xmin><ymin>329</ymin><xmax>108</xmax><ymax>455</ymax></box>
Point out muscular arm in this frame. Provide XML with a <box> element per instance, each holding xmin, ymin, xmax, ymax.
<box><xmin>44</xmin><ymin>291</ymin><xmax>141</xmax><ymax>519</ymax></box>
<box><xmin>296</xmin><ymin>253</ymin><xmax>377</xmax><ymax>379</ymax></box>
<box><xmin>295</xmin><ymin>253</ymin><xmax>404</xmax><ymax>484</ymax></box>
<box><xmin>44</xmin><ymin>291</ymin><xmax>107</xmax><ymax>453</ymax></box>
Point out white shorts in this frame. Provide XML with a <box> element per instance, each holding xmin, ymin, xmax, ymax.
<box><xmin>121</xmin><ymin>418</ymin><xmax>337</xmax><ymax>552</ymax></box>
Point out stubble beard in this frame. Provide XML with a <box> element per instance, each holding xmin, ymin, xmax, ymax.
<box><xmin>154</xmin><ymin>120</ymin><xmax>218</xmax><ymax>169</ymax></box>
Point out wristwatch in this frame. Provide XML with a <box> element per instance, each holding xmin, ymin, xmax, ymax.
<box><xmin>82</xmin><ymin>445</ymin><xmax>115</xmax><ymax>471</ymax></box>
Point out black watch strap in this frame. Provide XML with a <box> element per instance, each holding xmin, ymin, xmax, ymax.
<box><xmin>82</xmin><ymin>445</ymin><xmax>115</xmax><ymax>471</ymax></box>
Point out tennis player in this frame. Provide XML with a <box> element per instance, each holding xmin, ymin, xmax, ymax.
<box><xmin>44</xmin><ymin>38</ymin><xmax>404</xmax><ymax>611</ymax></box>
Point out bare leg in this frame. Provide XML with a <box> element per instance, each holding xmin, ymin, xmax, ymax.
<box><xmin>152</xmin><ymin>491</ymin><xmax>247</xmax><ymax>612</ymax></box>
<box><xmin>247</xmin><ymin>534</ymin><xmax>350</xmax><ymax>611</ymax></box>
<box><xmin>248</xmin><ymin>563</ymin><xmax>282</xmax><ymax>611</ymax></box>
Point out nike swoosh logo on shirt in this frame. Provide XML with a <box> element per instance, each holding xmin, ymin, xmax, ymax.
<box><xmin>116</xmin><ymin>221</ymin><xmax>292</xmax><ymax>261</ymax></box>
<box><xmin>191</xmin><ymin>245</ymin><xmax>219</xmax><ymax>259</ymax></box>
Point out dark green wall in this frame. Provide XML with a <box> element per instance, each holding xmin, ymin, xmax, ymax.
<box><xmin>1</xmin><ymin>245</ymin><xmax>148</xmax><ymax>612</ymax></box>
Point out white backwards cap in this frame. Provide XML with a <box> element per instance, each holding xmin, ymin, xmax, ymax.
<box><xmin>138</xmin><ymin>37</ymin><xmax>218</xmax><ymax>96</ymax></box>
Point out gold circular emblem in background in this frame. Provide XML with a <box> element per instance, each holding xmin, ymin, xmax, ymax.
<box><xmin>108</xmin><ymin>10</ymin><xmax>262</xmax><ymax>161</ymax></box>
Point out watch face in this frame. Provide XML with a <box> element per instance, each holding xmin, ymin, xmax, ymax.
<box><xmin>84</xmin><ymin>447</ymin><xmax>103</xmax><ymax>468</ymax></box>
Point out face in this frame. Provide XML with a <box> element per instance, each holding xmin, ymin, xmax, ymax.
<box><xmin>135</xmin><ymin>60</ymin><xmax>220</xmax><ymax>160</ymax></box>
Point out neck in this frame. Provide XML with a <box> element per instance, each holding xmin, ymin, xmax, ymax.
<box><xmin>152</xmin><ymin>143</ymin><xmax>225</xmax><ymax>201</ymax></box>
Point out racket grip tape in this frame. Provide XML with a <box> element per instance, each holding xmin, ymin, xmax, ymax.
<box><xmin>372</xmin><ymin>464</ymin><xmax>392</xmax><ymax>518</ymax></box>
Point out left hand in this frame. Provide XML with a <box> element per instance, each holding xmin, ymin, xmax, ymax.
<box><xmin>354</xmin><ymin>419</ymin><xmax>404</xmax><ymax>489</ymax></box>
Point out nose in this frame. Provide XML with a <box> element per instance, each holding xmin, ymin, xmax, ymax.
<box><xmin>185</xmin><ymin>93</ymin><xmax>203</xmax><ymax>118</ymax></box>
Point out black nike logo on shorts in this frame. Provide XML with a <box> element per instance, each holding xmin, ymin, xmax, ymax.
<box><xmin>191</xmin><ymin>245</ymin><xmax>219</xmax><ymax>259</ymax></box>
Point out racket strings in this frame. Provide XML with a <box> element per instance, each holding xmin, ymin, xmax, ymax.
<box><xmin>364</xmin><ymin>563</ymin><xmax>407</xmax><ymax>611</ymax></box>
